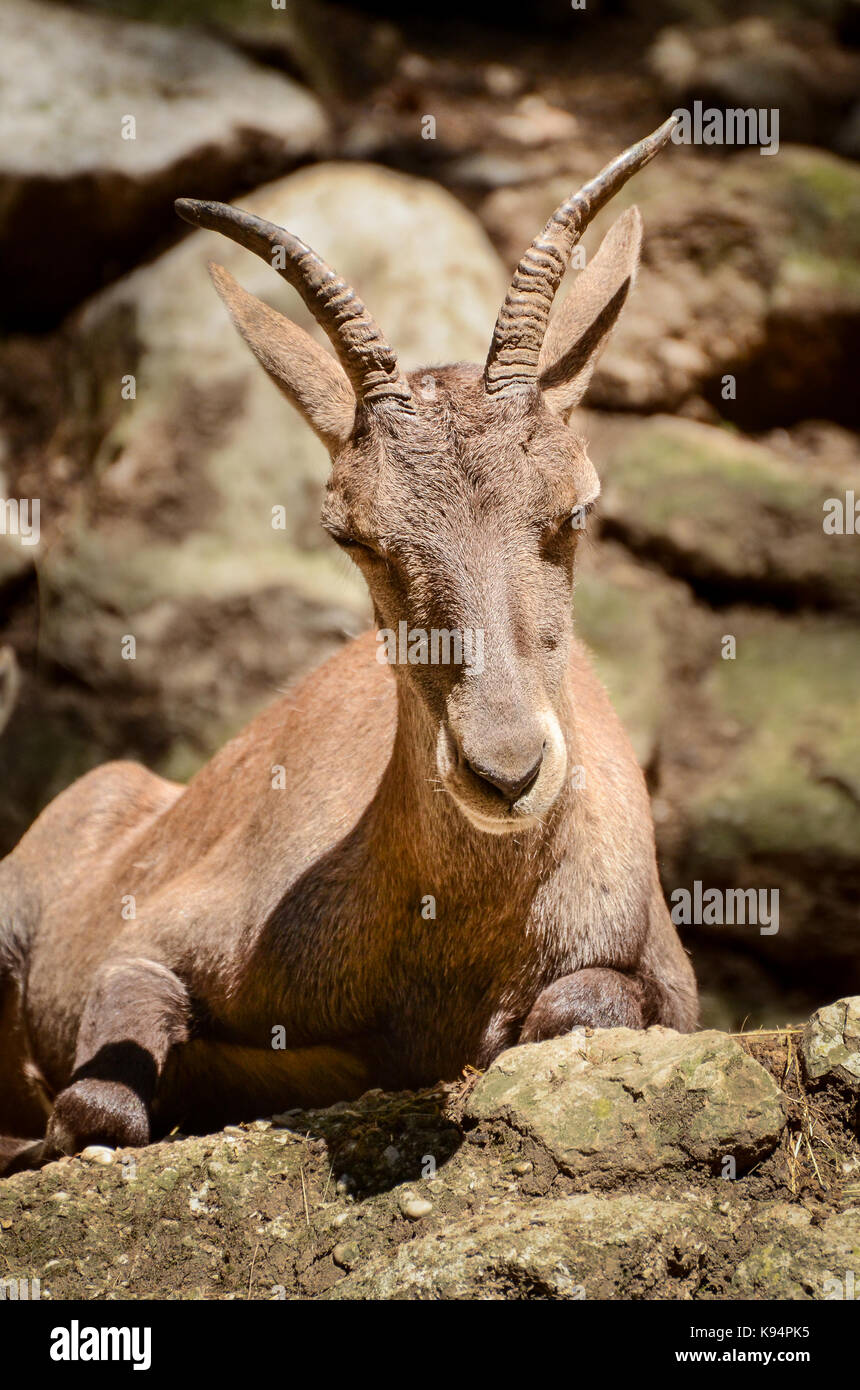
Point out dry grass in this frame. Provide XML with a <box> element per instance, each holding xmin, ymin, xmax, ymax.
<box><xmin>735</xmin><ymin>1026</ymin><xmax>858</xmax><ymax>1204</ymax></box>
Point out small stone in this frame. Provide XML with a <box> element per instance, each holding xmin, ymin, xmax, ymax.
<box><xmin>332</xmin><ymin>1242</ymin><xmax>358</xmax><ymax>1269</ymax></box>
<box><xmin>401</xmin><ymin>1197</ymin><xmax>433</xmax><ymax>1221</ymax></box>
<box><xmin>802</xmin><ymin>998</ymin><xmax>860</xmax><ymax>1086</ymax></box>
<box><xmin>511</xmin><ymin>1160</ymin><xmax>533</xmax><ymax>1176</ymax></box>
<box><xmin>80</xmin><ymin>1146</ymin><xmax>115</xmax><ymax>1165</ymax></box>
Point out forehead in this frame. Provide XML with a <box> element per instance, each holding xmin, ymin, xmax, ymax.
<box><xmin>331</xmin><ymin>364</ymin><xmax>594</xmax><ymax>523</ymax></box>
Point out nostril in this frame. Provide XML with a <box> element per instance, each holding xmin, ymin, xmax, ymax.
<box><xmin>466</xmin><ymin>751</ymin><xmax>544</xmax><ymax>805</ymax></box>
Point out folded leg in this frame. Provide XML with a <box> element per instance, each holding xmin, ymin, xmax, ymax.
<box><xmin>44</xmin><ymin>957</ymin><xmax>190</xmax><ymax>1158</ymax></box>
<box><xmin>519</xmin><ymin>966</ymin><xmax>666</xmax><ymax>1043</ymax></box>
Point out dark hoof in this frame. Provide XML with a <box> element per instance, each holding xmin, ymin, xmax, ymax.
<box><xmin>47</xmin><ymin>1079</ymin><xmax>150</xmax><ymax>1156</ymax></box>
<box><xmin>520</xmin><ymin>968</ymin><xmax>653</xmax><ymax>1043</ymax></box>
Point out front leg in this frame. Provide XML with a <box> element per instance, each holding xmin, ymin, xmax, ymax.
<box><xmin>519</xmin><ymin>967</ymin><xmax>664</xmax><ymax>1043</ymax></box>
<box><xmin>45</xmin><ymin>957</ymin><xmax>190</xmax><ymax>1158</ymax></box>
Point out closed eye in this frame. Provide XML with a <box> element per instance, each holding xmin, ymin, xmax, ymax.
<box><xmin>323</xmin><ymin>524</ymin><xmax>375</xmax><ymax>554</ymax></box>
<box><xmin>569</xmin><ymin>499</ymin><xmax>597</xmax><ymax>528</ymax></box>
<box><xmin>544</xmin><ymin>499</ymin><xmax>596</xmax><ymax>537</ymax></box>
<box><xmin>539</xmin><ymin>501</ymin><xmax>596</xmax><ymax>557</ymax></box>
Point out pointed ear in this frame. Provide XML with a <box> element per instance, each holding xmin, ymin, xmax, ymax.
<box><xmin>538</xmin><ymin>206</ymin><xmax>642</xmax><ymax>419</ymax></box>
<box><xmin>208</xmin><ymin>262</ymin><xmax>356</xmax><ymax>450</ymax></box>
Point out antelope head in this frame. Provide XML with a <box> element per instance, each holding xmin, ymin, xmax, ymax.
<box><xmin>176</xmin><ymin>119</ymin><xmax>674</xmax><ymax>835</ymax></box>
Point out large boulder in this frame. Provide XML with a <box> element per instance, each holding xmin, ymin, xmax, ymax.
<box><xmin>589</xmin><ymin>413</ymin><xmax>860</xmax><ymax>612</ymax></box>
<box><xmin>465</xmin><ymin>1028</ymin><xmax>787</xmax><ymax>1179</ymax></box>
<box><xmin>0</xmin><ymin>0</ymin><xmax>329</xmax><ymax>325</ymax></box>
<box><xmin>659</xmin><ymin>605</ymin><xmax>860</xmax><ymax>982</ymax></box>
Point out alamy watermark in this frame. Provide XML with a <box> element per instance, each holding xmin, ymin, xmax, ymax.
<box><xmin>0</xmin><ymin>498</ymin><xmax>40</xmax><ymax>546</ymax></box>
<box><xmin>376</xmin><ymin>623</ymin><xmax>484</xmax><ymax>674</ymax></box>
<box><xmin>670</xmin><ymin>882</ymin><xmax>779</xmax><ymax>935</ymax></box>
<box><xmin>671</xmin><ymin>102</ymin><xmax>779</xmax><ymax>156</ymax></box>
<box><xmin>823</xmin><ymin>490</ymin><xmax>859</xmax><ymax>534</ymax></box>
<box><xmin>50</xmin><ymin>1321</ymin><xmax>151</xmax><ymax>1371</ymax></box>
<box><xmin>0</xmin><ymin>1277</ymin><xmax>41</xmax><ymax>1299</ymax></box>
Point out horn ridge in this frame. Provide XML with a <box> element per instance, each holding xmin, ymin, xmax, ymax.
<box><xmin>484</xmin><ymin>116</ymin><xmax>677</xmax><ymax>396</ymax></box>
<box><xmin>175</xmin><ymin>198</ymin><xmax>415</xmax><ymax>412</ymax></box>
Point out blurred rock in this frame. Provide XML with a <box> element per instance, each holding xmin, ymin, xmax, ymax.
<box><xmin>192</xmin><ymin>0</ymin><xmax>405</xmax><ymax>102</ymax></box>
<box><xmin>575</xmin><ymin>543</ymin><xmax>691</xmax><ymax>772</ymax></box>
<box><xmin>479</xmin><ymin>147</ymin><xmax>860</xmax><ymax>422</ymax></box>
<box><xmin>591</xmin><ymin>414</ymin><xmax>860</xmax><ymax>610</ymax></box>
<box><xmin>659</xmin><ymin>605</ymin><xmax>860</xmax><ymax>983</ymax></box>
<box><xmin>649</xmin><ymin>17</ymin><xmax>860</xmax><ymax>150</ymax></box>
<box><xmin>0</xmin><ymin>0</ymin><xmax>329</xmax><ymax>327</ymax></box>
<box><xmin>0</xmin><ymin>647</ymin><xmax>19</xmax><ymax>737</ymax></box>
<box><xmin>572</xmin><ymin>412</ymin><xmax>860</xmax><ymax>1007</ymax></box>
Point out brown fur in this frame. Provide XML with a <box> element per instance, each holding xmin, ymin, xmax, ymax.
<box><xmin>0</xmin><ymin>137</ymin><xmax>697</xmax><ymax>1171</ymax></box>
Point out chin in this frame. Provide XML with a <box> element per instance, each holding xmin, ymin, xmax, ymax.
<box><xmin>444</xmin><ymin>787</ymin><xmax>542</xmax><ymax>836</ymax></box>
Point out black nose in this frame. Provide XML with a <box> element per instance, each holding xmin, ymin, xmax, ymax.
<box><xmin>465</xmin><ymin>750</ymin><xmax>544</xmax><ymax>804</ymax></box>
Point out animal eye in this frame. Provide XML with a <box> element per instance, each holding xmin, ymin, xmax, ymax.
<box><xmin>568</xmin><ymin>501</ymin><xmax>595</xmax><ymax>531</ymax></box>
<box><xmin>324</xmin><ymin>525</ymin><xmax>373</xmax><ymax>553</ymax></box>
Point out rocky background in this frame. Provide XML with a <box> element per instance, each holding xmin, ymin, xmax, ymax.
<box><xmin>0</xmin><ymin>0</ymin><xmax>858</xmax><ymax>1036</ymax></box>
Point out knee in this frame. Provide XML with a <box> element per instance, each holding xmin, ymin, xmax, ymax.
<box><xmin>519</xmin><ymin>967</ymin><xmax>651</xmax><ymax>1043</ymax></box>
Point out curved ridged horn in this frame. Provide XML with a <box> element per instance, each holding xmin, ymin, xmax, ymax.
<box><xmin>484</xmin><ymin>117</ymin><xmax>677</xmax><ymax>396</ymax></box>
<box><xmin>175</xmin><ymin>199</ymin><xmax>415</xmax><ymax>413</ymax></box>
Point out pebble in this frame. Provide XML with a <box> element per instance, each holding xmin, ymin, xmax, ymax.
<box><xmin>80</xmin><ymin>1145</ymin><xmax>115</xmax><ymax>1165</ymax></box>
<box><xmin>511</xmin><ymin>1160</ymin><xmax>533</xmax><ymax>1176</ymax></box>
<box><xmin>401</xmin><ymin>1196</ymin><xmax>433</xmax><ymax>1221</ymax></box>
<box><xmin>332</xmin><ymin>1242</ymin><xmax>358</xmax><ymax>1269</ymax></box>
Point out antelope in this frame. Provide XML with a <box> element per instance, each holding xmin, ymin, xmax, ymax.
<box><xmin>0</xmin><ymin>119</ymin><xmax>697</xmax><ymax>1175</ymax></box>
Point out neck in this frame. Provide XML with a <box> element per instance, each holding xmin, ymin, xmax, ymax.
<box><xmin>374</xmin><ymin>672</ymin><xmax>577</xmax><ymax>882</ymax></box>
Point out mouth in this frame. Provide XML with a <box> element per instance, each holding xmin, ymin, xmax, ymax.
<box><xmin>444</xmin><ymin>790</ymin><xmax>541</xmax><ymax>836</ymax></box>
<box><xmin>435</xmin><ymin>717</ymin><xmax>566</xmax><ymax>836</ymax></box>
